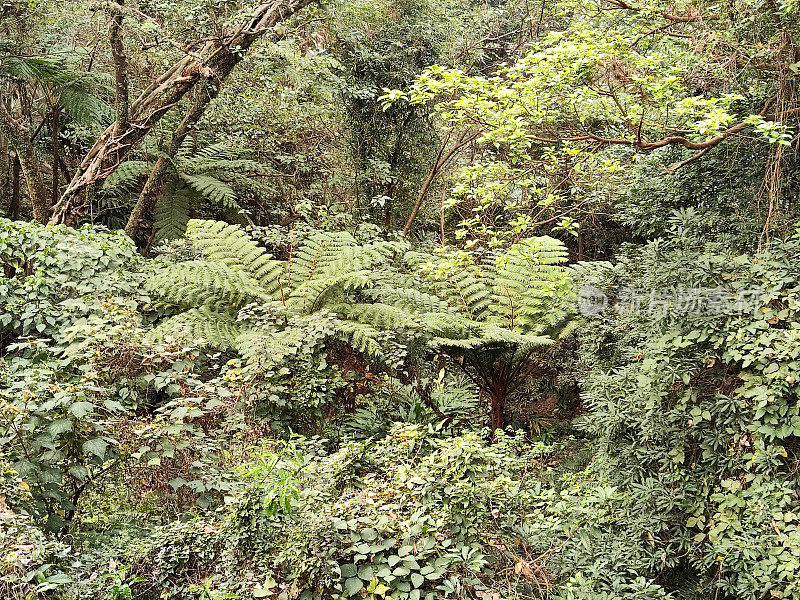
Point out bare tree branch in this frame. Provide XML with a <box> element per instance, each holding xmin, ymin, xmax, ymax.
<box><xmin>402</xmin><ymin>129</ymin><xmax>478</xmax><ymax>236</ymax></box>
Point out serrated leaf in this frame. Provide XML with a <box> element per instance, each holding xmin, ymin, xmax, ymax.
<box><xmin>82</xmin><ymin>438</ymin><xmax>107</xmax><ymax>458</ymax></box>
<box><xmin>344</xmin><ymin>577</ymin><xmax>363</xmax><ymax>596</ymax></box>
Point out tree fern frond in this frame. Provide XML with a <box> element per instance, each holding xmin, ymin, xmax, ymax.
<box><xmin>59</xmin><ymin>84</ymin><xmax>113</xmax><ymax>127</ymax></box>
<box><xmin>102</xmin><ymin>160</ymin><xmax>153</xmax><ymax>194</ymax></box>
<box><xmin>489</xmin><ymin>236</ymin><xmax>570</xmax><ymax>332</ymax></box>
<box><xmin>186</xmin><ymin>220</ymin><xmax>284</xmax><ymax>296</ymax></box>
<box><xmin>154</xmin><ymin>183</ymin><xmax>198</xmax><ymax>243</ymax></box>
<box><xmin>333</xmin><ymin>302</ymin><xmax>420</xmax><ymax>331</ymax></box>
<box><xmin>184</xmin><ymin>141</ymin><xmax>245</xmax><ymax>161</ymax></box>
<box><xmin>147</xmin><ymin>260</ymin><xmax>270</xmax><ymax>312</ymax></box>
<box><xmin>334</xmin><ymin>320</ymin><xmax>385</xmax><ymax>359</ymax></box>
<box><xmin>1</xmin><ymin>56</ymin><xmax>66</xmax><ymax>84</ymax></box>
<box><xmin>288</xmin><ymin>271</ymin><xmax>375</xmax><ymax>313</ymax></box>
<box><xmin>148</xmin><ymin>308</ymin><xmax>242</xmax><ymax>349</ymax></box>
<box><xmin>180</xmin><ymin>173</ymin><xmax>237</xmax><ymax>208</ymax></box>
<box><xmin>370</xmin><ymin>286</ymin><xmax>450</xmax><ymax>313</ymax></box>
<box><xmin>185</xmin><ymin>157</ymin><xmax>267</xmax><ymax>177</ymax></box>
<box><xmin>289</xmin><ymin>231</ymin><xmax>359</xmax><ymax>285</ymax></box>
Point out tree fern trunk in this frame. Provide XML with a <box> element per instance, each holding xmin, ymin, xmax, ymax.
<box><xmin>0</xmin><ymin>115</ymin><xmax>51</xmax><ymax>222</ymax></box>
<box><xmin>489</xmin><ymin>386</ymin><xmax>508</xmax><ymax>433</ymax></box>
<box><xmin>489</xmin><ymin>364</ymin><xmax>510</xmax><ymax>433</ymax></box>
<box><xmin>0</xmin><ymin>132</ymin><xmax>7</xmax><ymax>213</ymax></box>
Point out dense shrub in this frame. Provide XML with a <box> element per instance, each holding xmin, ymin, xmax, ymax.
<box><xmin>566</xmin><ymin>219</ymin><xmax>800</xmax><ymax>598</ymax></box>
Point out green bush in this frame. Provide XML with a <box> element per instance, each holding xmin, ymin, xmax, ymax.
<box><xmin>565</xmin><ymin>220</ymin><xmax>800</xmax><ymax>598</ymax></box>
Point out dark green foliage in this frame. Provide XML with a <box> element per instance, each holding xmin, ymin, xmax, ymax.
<box><xmin>619</xmin><ymin>144</ymin><xmax>796</xmax><ymax>249</ymax></box>
<box><xmin>0</xmin><ymin>52</ymin><xmax>113</xmax><ymax>128</ymax></box>
<box><xmin>102</xmin><ymin>143</ymin><xmax>265</xmax><ymax>242</ymax></box>
<box><xmin>0</xmin><ymin>218</ymin><xmax>144</xmax><ymax>343</ymax></box>
<box><xmin>565</xmin><ymin>220</ymin><xmax>800</xmax><ymax>598</ymax></box>
<box><xmin>330</xmin><ymin>0</ymin><xmax>443</xmax><ymax>226</ymax></box>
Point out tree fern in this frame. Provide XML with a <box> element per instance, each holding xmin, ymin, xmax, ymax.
<box><xmin>147</xmin><ymin>222</ymin><xmax>574</xmax><ymax>429</ymax></box>
<box><xmin>102</xmin><ymin>143</ymin><xmax>264</xmax><ymax>242</ymax></box>
<box><xmin>1</xmin><ymin>54</ymin><xmax>113</xmax><ymax>127</ymax></box>
<box><xmin>404</xmin><ymin>237</ymin><xmax>573</xmax><ymax>430</ymax></box>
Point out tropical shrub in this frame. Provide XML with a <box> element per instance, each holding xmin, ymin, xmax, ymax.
<box><xmin>566</xmin><ymin>217</ymin><xmax>800</xmax><ymax>598</ymax></box>
<box><xmin>0</xmin><ymin>218</ymin><xmax>144</xmax><ymax>344</ymax></box>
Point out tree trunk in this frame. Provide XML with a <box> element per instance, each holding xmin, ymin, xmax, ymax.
<box><xmin>0</xmin><ymin>113</ymin><xmax>51</xmax><ymax>222</ymax></box>
<box><xmin>0</xmin><ymin>132</ymin><xmax>7</xmax><ymax>212</ymax></box>
<box><xmin>108</xmin><ymin>0</ymin><xmax>130</xmax><ymax>132</ymax></box>
<box><xmin>52</xmin><ymin>0</ymin><xmax>317</xmax><ymax>224</ymax></box>
<box><xmin>50</xmin><ymin>109</ymin><xmax>60</xmax><ymax>209</ymax></box>
<box><xmin>10</xmin><ymin>153</ymin><xmax>21</xmax><ymax>219</ymax></box>
<box><xmin>16</xmin><ymin>135</ymin><xmax>50</xmax><ymax>223</ymax></box>
<box><xmin>488</xmin><ymin>363</ymin><xmax>510</xmax><ymax>433</ymax></box>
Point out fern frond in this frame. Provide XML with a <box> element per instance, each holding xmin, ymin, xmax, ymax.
<box><xmin>154</xmin><ymin>183</ymin><xmax>198</xmax><ymax>243</ymax></box>
<box><xmin>489</xmin><ymin>236</ymin><xmax>570</xmax><ymax>332</ymax></box>
<box><xmin>333</xmin><ymin>302</ymin><xmax>419</xmax><ymax>331</ymax></box>
<box><xmin>180</xmin><ymin>173</ymin><xmax>237</xmax><ymax>208</ymax></box>
<box><xmin>102</xmin><ymin>160</ymin><xmax>153</xmax><ymax>194</ymax></box>
<box><xmin>1</xmin><ymin>56</ymin><xmax>66</xmax><ymax>84</ymax></box>
<box><xmin>289</xmin><ymin>231</ymin><xmax>359</xmax><ymax>285</ymax></box>
<box><xmin>148</xmin><ymin>308</ymin><xmax>242</xmax><ymax>349</ymax></box>
<box><xmin>186</xmin><ymin>220</ymin><xmax>285</xmax><ymax>296</ymax></box>
<box><xmin>185</xmin><ymin>141</ymin><xmax>245</xmax><ymax>161</ymax></box>
<box><xmin>186</xmin><ymin>157</ymin><xmax>267</xmax><ymax>177</ymax></box>
<box><xmin>334</xmin><ymin>320</ymin><xmax>385</xmax><ymax>359</ymax></box>
<box><xmin>147</xmin><ymin>260</ymin><xmax>269</xmax><ymax>312</ymax></box>
<box><xmin>59</xmin><ymin>84</ymin><xmax>113</xmax><ymax>127</ymax></box>
<box><xmin>288</xmin><ymin>271</ymin><xmax>375</xmax><ymax>313</ymax></box>
<box><xmin>371</xmin><ymin>286</ymin><xmax>450</xmax><ymax>313</ymax></box>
